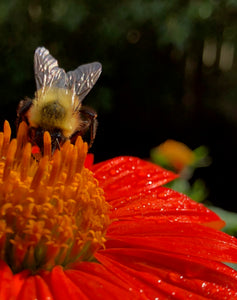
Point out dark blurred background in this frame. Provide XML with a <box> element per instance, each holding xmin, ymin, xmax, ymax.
<box><xmin>0</xmin><ymin>0</ymin><xmax>237</xmax><ymax>211</ymax></box>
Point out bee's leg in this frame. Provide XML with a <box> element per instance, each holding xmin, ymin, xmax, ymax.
<box><xmin>88</xmin><ymin>116</ymin><xmax>98</xmax><ymax>148</ymax></box>
<box><xmin>80</xmin><ymin>106</ymin><xmax>98</xmax><ymax>148</ymax></box>
<box><xmin>71</xmin><ymin>106</ymin><xmax>98</xmax><ymax>148</ymax></box>
<box><xmin>56</xmin><ymin>138</ymin><xmax>61</xmax><ymax>150</ymax></box>
<box><xmin>16</xmin><ymin>98</ymin><xmax>33</xmax><ymax>128</ymax></box>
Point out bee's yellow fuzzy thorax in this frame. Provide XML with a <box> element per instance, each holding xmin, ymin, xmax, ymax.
<box><xmin>29</xmin><ymin>87</ymin><xmax>80</xmax><ymax>137</ymax></box>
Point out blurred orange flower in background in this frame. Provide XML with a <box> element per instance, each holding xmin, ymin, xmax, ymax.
<box><xmin>152</xmin><ymin>139</ymin><xmax>195</xmax><ymax>172</ymax></box>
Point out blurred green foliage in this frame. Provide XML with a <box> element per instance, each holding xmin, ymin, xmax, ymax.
<box><xmin>1</xmin><ymin>0</ymin><xmax>237</xmax><ymax>210</ymax></box>
<box><xmin>150</xmin><ymin>141</ymin><xmax>211</xmax><ymax>203</ymax></box>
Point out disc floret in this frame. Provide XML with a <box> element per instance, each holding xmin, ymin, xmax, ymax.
<box><xmin>0</xmin><ymin>121</ymin><xmax>110</xmax><ymax>273</ymax></box>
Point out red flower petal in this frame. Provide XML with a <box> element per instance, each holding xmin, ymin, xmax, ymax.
<box><xmin>12</xmin><ymin>271</ymin><xmax>32</xmax><ymax>300</ymax></box>
<box><xmin>96</xmin><ymin>250</ymin><xmax>237</xmax><ymax>299</ymax></box>
<box><xmin>31</xmin><ymin>145</ymin><xmax>40</xmax><ymax>154</ymax></box>
<box><xmin>93</xmin><ymin>156</ymin><xmax>224</xmax><ymax>229</ymax></box>
<box><xmin>16</xmin><ymin>275</ymin><xmax>54</xmax><ymax>300</ymax></box>
<box><xmin>71</xmin><ymin>262</ymin><xmax>138</xmax><ymax>295</ymax></box>
<box><xmin>41</xmin><ymin>266</ymin><xmax>88</xmax><ymax>300</ymax></box>
<box><xmin>95</xmin><ymin>251</ymin><xmax>189</xmax><ymax>299</ymax></box>
<box><xmin>65</xmin><ymin>263</ymin><xmax>139</xmax><ymax>299</ymax></box>
<box><xmin>106</xmin><ymin>221</ymin><xmax>237</xmax><ymax>263</ymax></box>
<box><xmin>0</xmin><ymin>261</ymin><xmax>13</xmax><ymax>299</ymax></box>
<box><xmin>15</xmin><ymin>276</ymin><xmax>38</xmax><ymax>300</ymax></box>
<box><xmin>108</xmin><ymin>186</ymin><xmax>224</xmax><ymax>228</ymax></box>
<box><xmin>84</xmin><ymin>153</ymin><xmax>94</xmax><ymax>169</ymax></box>
<box><xmin>92</xmin><ymin>156</ymin><xmax>177</xmax><ymax>201</ymax></box>
<box><xmin>34</xmin><ymin>275</ymin><xmax>54</xmax><ymax>299</ymax></box>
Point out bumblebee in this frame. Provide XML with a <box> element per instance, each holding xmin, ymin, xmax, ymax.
<box><xmin>17</xmin><ymin>47</ymin><xmax>102</xmax><ymax>154</ymax></box>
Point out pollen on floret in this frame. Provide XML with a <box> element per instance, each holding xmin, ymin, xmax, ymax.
<box><xmin>0</xmin><ymin>121</ymin><xmax>110</xmax><ymax>274</ymax></box>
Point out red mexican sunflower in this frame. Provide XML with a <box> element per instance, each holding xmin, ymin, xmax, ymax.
<box><xmin>0</xmin><ymin>120</ymin><xmax>237</xmax><ymax>300</ymax></box>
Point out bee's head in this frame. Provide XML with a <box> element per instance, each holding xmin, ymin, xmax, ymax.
<box><xmin>28</xmin><ymin>126</ymin><xmax>67</xmax><ymax>155</ymax></box>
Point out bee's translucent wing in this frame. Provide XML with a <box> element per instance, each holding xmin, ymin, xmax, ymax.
<box><xmin>34</xmin><ymin>47</ymin><xmax>67</xmax><ymax>92</ymax></box>
<box><xmin>67</xmin><ymin>62</ymin><xmax>102</xmax><ymax>103</ymax></box>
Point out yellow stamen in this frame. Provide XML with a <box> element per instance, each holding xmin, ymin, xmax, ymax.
<box><xmin>0</xmin><ymin>121</ymin><xmax>110</xmax><ymax>274</ymax></box>
<box><xmin>30</xmin><ymin>156</ymin><xmax>49</xmax><ymax>189</ymax></box>
<box><xmin>3</xmin><ymin>139</ymin><xmax>17</xmax><ymax>181</ymax></box>
<box><xmin>75</xmin><ymin>136</ymin><xmax>88</xmax><ymax>173</ymax></box>
<box><xmin>48</xmin><ymin>150</ymin><xmax>61</xmax><ymax>186</ymax></box>
<box><xmin>1</xmin><ymin>120</ymin><xmax>11</xmax><ymax>157</ymax></box>
<box><xmin>20</xmin><ymin>143</ymin><xmax>32</xmax><ymax>181</ymax></box>
<box><xmin>43</xmin><ymin>131</ymin><xmax>51</xmax><ymax>158</ymax></box>
<box><xmin>0</xmin><ymin>133</ymin><xmax>3</xmax><ymax>155</ymax></box>
<box><xmin>65</xmin><ymin>145</ymin><xmax>78</xmax><ymax>185</ymax></box>
<box><xmin>15</xmin><ymin>121</ymin><xmax>28</xmax><ymax>161</ymax></box>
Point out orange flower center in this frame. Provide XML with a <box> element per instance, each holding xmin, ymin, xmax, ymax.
<box><xmin>0</xmin><ymin>121</ymin><xmax>110</xmax><ymax>274</ymax></box>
